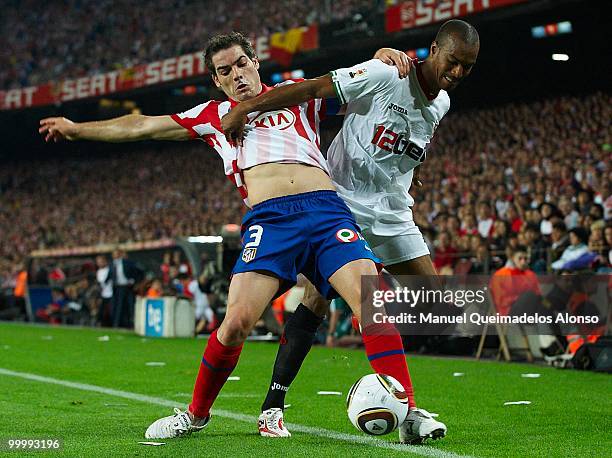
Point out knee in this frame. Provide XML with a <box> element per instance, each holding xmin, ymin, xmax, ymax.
<box><xmin>218</xmin><ymin>308</ymin><xmax>253</xmax><ymax>346</ymax></box>
<box><xmin>302</xmin><ymin>289</ymin><xmax>329</xmax><ymax>317</ymax></box>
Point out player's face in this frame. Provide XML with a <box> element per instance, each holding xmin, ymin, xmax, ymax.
<box><xmin>430</xmin><ymin>38</ymin><xmax>478</xmax><ymax>92</ymax></box>
<box><xmin>211</xmin><ymin>45</ymin><xmax>262</xmax><ymax>102</ymax></box>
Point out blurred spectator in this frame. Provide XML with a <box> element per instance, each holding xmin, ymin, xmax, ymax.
<box><xmin>523</xmin><ymin>224</ymin><xmax>548</xmax><ymax>273</ymax></box>
<box><xmin>95</xmin><ymin>255</ymin><xmax>113</xmax><ymax>326</ymax></box>
<box><xmin>589</xmin><ymin>203</ymin><xmax>605</xmax><ymax>229</ymax></box>
<box><xmin>146</xmin><ymin>278</ymin><xmax>164</xmax><ymax>298</ymax></box>
<box><xmin>467</xmin><ymin>243</ymin><xmax>491</xmax><ymax>274</ymax></box>
<box><xmin>109</xmin><ymin>248</ymin><xmax>143</xmax><ymax>327</ymax></box>
<box><xmin>558</xmin><ymin>197</ymin><xmax>579</xmax><ymax>230</ymax></box>
<box><xmin>0</xmin><ymin>261</ymin><xmax>27</xmax><ymax>320</ymax></box>
<box><xmin>506</xmin><ymin>206</ymin><xmax>524</xmax><ymax>233</ymax></box>
<box><xmin>191</xmin><ymin>272</ymin><xmax>217</xmax><ymax>334</ymax></box>
<box><xmin>538</xmin><ymin>202</ymin><xmax>558</xmax><ymax>236</ymax></box>
<box><xmin>550</xmin><ymin>221</ymin><xmax>570</xmax><ymax>264</ymax></box>
<box><xmin>551</xmin><ymin>227</ymin><xmax>589</xmax><ymax>271</ymax></box>
<box><xmin>489</xmin><ymin>219</ymin><xmax>509</xmax><ymax>255</ymax></box>
<box><xmin>30</xmin><ymin>259</ymin><xmax>50</xmax><ymax>285</ymax></box>
<box><xmin>489</xmin><ymin>246</ymin><xmax>541</xmax><ymax>316</ymax></box>
<box><xmin>35</xmin><ymin>287</ymin><xmax>67</xmax><ymax>324</ymax></box>
<box><xmin>476</xmin><ymin>201</ymin><xmax>495</xmax><ymax>238</ymax></box>
<box><xmin>432</xmin><ymin>231</ymin><xmax>457</xmax><ymax>274</ymax></box>
<box><xmin>160</xmin><ymin>252</ymin><xmax>172</xmax><ymax>286</ymax></box>
<box><xmin>11</xmin><ymin>261</ymin><xmax>28</xmax><ymax>316</ymax></box>
<box><xmin>63</xmin><ymin>278</ymin><xmax>94</xmax><ymax>324</ymax></box>
<box><xmin>459</xmin><ymin>213</ymin><xmax>479</xmax><ymax>237</ymax></box>
<box><xmin>576</xmin><ymin>190</ymin><xmax>593</xmax><ymax>217</ymax></box>
<box><xmin>173</xmin><ymin>264</ymin><xmax>193</xmax><ymax>296</ymax></box>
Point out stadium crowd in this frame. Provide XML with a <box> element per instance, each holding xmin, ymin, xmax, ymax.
<box><xmin>1</xmin><ymin>92</ymin><xmax>610</xmax><ymax>326</ymax></box>
<box><xmin>415</xmin><ymin>92</ymin><xmax>611</xmax><ymax>275</ymax></box>
<box><xmin>0</xmin><ymin>0</ymin><xmax>379</xmax><ymax>90</ymax></box>
<box><xmin>0</xmin><ymin>144</ymin><xmax>244</xmax><ymax>289</ymax></box>
<box><xmin>0</xmin><ymin>247</ymin><xmax>223</xmax><ymax>331</ymax></box>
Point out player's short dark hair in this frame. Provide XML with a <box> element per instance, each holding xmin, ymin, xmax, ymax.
<box><xmin>435</xmin><ymin>19</ymin><xmax>479</xmax><ymax>49</ymax></box>
<box><xmin>204</xmin><ymin>32</ymin><xmax>256</xmax><ymax>76</ymax></box>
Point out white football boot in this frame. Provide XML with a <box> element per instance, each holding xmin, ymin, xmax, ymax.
<box><xmin>145</xmin><ymin>408</ymin><xmax>210</xmax><ymax>439</ymax></box>
<box><xmin>399</xmin><ymin>408</ymin><xmax>447</xmax><ymax>444</ymax></box>
<box><xmin>258</xmin><ymin>408</ymin><xmax>291</xmax><ymax>437</ymax></box>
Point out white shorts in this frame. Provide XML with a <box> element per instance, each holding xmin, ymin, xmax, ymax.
<box><xmin>364</xmin><ymin>229</ymin><xmax>430</xmax><ymax>266</ymax></box>
<box><xmin>342</xmin><ymin>194</ymin><xmax>430</xmax><ymax>266</ymax></box>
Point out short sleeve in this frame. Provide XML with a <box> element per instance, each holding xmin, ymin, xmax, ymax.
<box><xmin>170</xmin><ymin>101</ymin><xmax>217</xmax><ymax>139</ymax></box>
<box><xmin>330</xmin><ymin>59</ymin><xmax>398</xmax><ymax>105</ymax></box>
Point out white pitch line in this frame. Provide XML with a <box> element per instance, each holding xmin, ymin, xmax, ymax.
<box><xmin>0</xmin><ymin>367</ymin><xmax>472</xmax><ymax>458</ymax></box>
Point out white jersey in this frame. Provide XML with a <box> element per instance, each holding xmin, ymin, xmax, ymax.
<box><xmin>96</xmin><ymin>266</ymin><xmax>112</xmax><ymax>299</ymax></box>
<box><xmin>172</xmin><ymin>80</ymin><xmax>328</xmax><ymax>207</ymax></box>
<box><xmin>329</xmin><ymin>59</ymin><xmax>449</xmax><ymax>236</ymax></box>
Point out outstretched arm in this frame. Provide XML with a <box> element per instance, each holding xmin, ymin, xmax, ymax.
<box><xmin>39</xmin><ymin>114</ymin><xmax>191</xmax><ymax>143</ymax></box>
<box><xmin>222</xmin><ymin>75</ymin><xmax>336</xmax><ymax>144</ymax></box>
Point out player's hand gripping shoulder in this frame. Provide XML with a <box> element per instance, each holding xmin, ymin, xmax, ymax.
<box><xmin>374</xmin><ymin>48</ymin><xmax>412</xmax><ymax>78</ymax></box>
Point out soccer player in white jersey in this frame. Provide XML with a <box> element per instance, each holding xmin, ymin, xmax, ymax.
<box><xmin>222</xmin><ymin>19</ymin><xmax>479</xmax><ymax>443</ymax></box>
<box><xmin>39</xmin><ymin>33</ymin><xmax>420</xmax><ymax>441</ymax></box>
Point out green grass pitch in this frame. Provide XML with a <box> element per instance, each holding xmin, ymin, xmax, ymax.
<box><xmin>0</xmin><ymin>322</ymin><xmax>610</xmax><ymax>457</ymax></box>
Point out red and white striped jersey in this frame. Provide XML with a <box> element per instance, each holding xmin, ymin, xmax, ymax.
<box><xmin>171</xmin><ymin>80</ymin><xmax>328</xmax><ymax>207</ymax></box>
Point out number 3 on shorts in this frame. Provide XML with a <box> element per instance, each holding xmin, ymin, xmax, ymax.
<box><xmin>245</xmin><ymin>225</ymin><xmax>264</xmax><ymax>248</ymax></box>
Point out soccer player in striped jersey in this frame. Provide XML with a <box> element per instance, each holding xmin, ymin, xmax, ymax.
<box><xmin>222</xmin><ymin>19</ymin><xmax>480</xmax><ymax>443</ymax></box>
<box><xmin>39</xmin><ymin>32</ymin><xmax>416</xmax><ymax>440</ymax></box>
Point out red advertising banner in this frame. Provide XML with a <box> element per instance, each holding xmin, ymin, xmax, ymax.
<box><xmin>385</xmin><ymin>0</ymin><xmax>529</xmax><ymax>33</ymax></box>
<box><xmin>0</xmin><ymin>26</ymin><xmax>318</xmax><ymax>111</ymax></box>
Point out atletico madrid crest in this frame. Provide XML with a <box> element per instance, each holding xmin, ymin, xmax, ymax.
<box><xmin>242</xmin><ymin>247</ymin><xmax>258</xmax><ymax>263</ymax></box>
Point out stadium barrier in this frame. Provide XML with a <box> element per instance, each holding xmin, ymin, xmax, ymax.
<box><xmin>134</xmin><ymin>296</ymin><xmax>195</xmax><ymax>338</ymax></box>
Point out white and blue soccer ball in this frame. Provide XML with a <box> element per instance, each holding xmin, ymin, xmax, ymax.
<box><xmin>346</xmin><ymin>373</ymin><xmax>409</xmax><ymax>435</ymax></box>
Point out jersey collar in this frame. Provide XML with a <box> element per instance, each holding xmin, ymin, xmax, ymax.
<box><xmin>415</xmin><ymin>61</ymin><xmax>438</xmax><ymax>101</ymax></box>
<box><xmin>228</xmin><ymin>83</ymin><xmax>270</xmax><ymax>108</ymax></box>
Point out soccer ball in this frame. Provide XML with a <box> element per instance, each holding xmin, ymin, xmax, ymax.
<box><xmin>346</xmin><ymin>373</ymin><xmax>409</xmax><ymax>435</ymax></box>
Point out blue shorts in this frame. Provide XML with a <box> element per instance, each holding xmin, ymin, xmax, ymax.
<box><xmin>232</xmin><ymin>190</ymin><xmax>379</xmax><ymax>299</ymax></box>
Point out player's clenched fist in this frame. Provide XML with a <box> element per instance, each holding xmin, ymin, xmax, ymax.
<box><xmin>221</xmin><ymin>109</ymin><xmax>248</xmax><ymax>147</ymax></box>
<box><xmin>38</xmin><ymin>117</ymin><xmax>78</xmax><ymax>142</ymax></box>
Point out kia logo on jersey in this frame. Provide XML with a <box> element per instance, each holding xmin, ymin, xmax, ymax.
<box><xmin>250</xmin><ymin>109</ymin><xmax>296</xmax><ymax>130</ymax></box>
